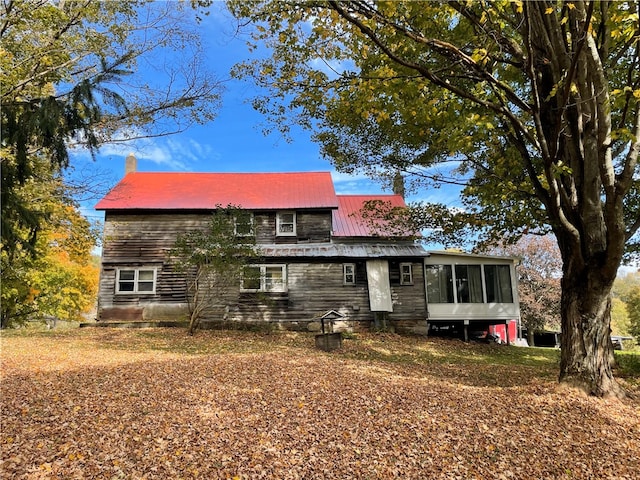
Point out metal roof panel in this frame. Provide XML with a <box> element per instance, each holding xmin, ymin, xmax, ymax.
<box><xmin>95</xmin><ymin>172</ymin><xmax>339</xmax><ymax>210</ymax></box>
<box><xmin>257</xmin><ymin>243</ymin><xmax>429</xmax><ymax>258</ymax></box>
<box><xmin>332</xmin><ymin>194</ymin><xmax>410</xmax><ymax>237</ymax></box>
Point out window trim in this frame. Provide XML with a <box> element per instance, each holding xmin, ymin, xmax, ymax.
<box><xmin>241</xmin><ymin>264</ymin><xmax>287</xmax><ymax>292</ymax></box>
<box><xmin>276</xmin><ymin>211</ymin><xmax>297</xmax><ymax>237</ymax></box>
<box><xmin>343</xmin><ymin>263</ymin><xmax>356</xmax><ymax>285</ymax></box>
<box><xmin>399</xmin><ymin>262</ymin><xmax>413</xmax><ymax>285</ymax></box>
<box><xmin>425</xmin><ymin>263</ymin><xmax>515</xmax><ymax>304</ymax></box>
<box><xmin>234</xmin><ymin>212</ymin><xmax>254</xmax><ymax>237</ymax></box>
<box><xmin>454</xmin><ymin>264</ymin><xmax>484</xmax><ymax>303</ymax></box>
<box><xmin>115</xmin><ymin>268</ymin><xmax>157</xmax><ymax>295</ymax></box>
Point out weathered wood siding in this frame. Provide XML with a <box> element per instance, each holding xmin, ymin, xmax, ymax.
<box><xmin>101</xmin><ymin>210</ymin><xmax>333</xmax><ymax>263</ymax></box>
<box><xmin>387</xmin><ymin>260</ymin><xmax>429</xmax><ymax>334</ymax></box>
<box><xmin>214</xmin><ymin>260</ymin><xmax>427</xmax><ymax>331</ymax></box>
<box><xmin>197</xmin><ymin>261</ymin><xmax>371</xmax><ymax>327</ymax></box>
<box><xmin>286</xmin><ymin>262</ymin><xmax>371</xmax><ymax>322</ymax></box>
<box><xmin>254</xmin><ymin>211</ymin><xmax>332</xmax><ymax>244</ymax></box>
<box><xmin>101</xmin><ymin>212</ymin><xmax>209</xmax><ymax>263</ymax></box>
<box><xmin>98</xmin><ymin>213</ymin><xmax>210</xmax><ymax>320</ymax></box>
<box><xmin>98</xmin><ymin>212</ymin><xmax>428</xmax><ymax>332</ymax></box>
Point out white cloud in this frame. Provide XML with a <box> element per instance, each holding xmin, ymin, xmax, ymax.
<box><xmin>70</xmin><ymin>130</ymin><xmax>220</xmax><ymax>172</ymax></box>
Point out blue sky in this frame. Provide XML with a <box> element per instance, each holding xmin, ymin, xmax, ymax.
<box><xmin>64</xmin><ymin>3</ymin><xmax>639</xmax><ymax>273</ymax></box>
<box><xmin>69</xmin><ymin>3</ymin><xmax>463</xmax><ymax>226</ymax></box>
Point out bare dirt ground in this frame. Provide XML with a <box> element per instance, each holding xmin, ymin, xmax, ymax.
<box><xmin>1</xmin><ymin>328</ymin><xmax>639</xmax><ymax>479</ymax></box>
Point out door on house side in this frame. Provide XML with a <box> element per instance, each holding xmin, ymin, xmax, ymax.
<box><xmin>366</xmin><ymin>260</ymin><xmax>393</xmax><ymax>312</ymax></box>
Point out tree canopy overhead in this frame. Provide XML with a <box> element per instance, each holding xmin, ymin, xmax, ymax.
<box><xmin>1</xmin><ymin>0</ymin><xmax>223</xmax><ymax>327</ymax></box>
<box><xmin>228</xmin><ymin>0</ymin><xmax>639</xmax><ymax>396</ymax></box>
<box><xmin>1</xmin><ymin>0</ymin><xmax>222</xmax><ymax>256</ymax></box>
<box><xmin>1</xmin><ymin>0</ymin><xmax>221</xmax><ymax>146</ymax></box>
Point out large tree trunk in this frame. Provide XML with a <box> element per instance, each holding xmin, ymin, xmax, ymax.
<box><xmin>522</xmin><ymin>2</ymin><xmax>634</xmax><ymax>398</ymax></box>
<box><xmin>558</xmin><ymin>253</ymin><xmax>623</xmax><ymax>398</ymax></box>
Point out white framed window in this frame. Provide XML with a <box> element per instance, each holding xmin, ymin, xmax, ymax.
<box><xmin>426</xmin><ymin>263</ymin><xmax>514</xmax><ymax>304</ymax></box>
<box><xmin>241</xmin><ymin>264</ymin><xmax>287</xmax><ymax>292</ymax></box>
<box><xmin>116</xmin><ymin>268</ymin><xmax>156</xmax><ymax>294</ymax></box>
<box><xmin>234</xmin><ymin>212</ymin><xmax>254</xmax><ymax>237</ymax></box>
<box><xmin>343</xmin><ymin>263</ymin><xmax>356</xmax><ymax>285</ymax></box>
<box><xmin>276</xmin><ymin>211</ymin><xmax>296</xmax><ymax>236</ymax></box>
<box><xmin>400</xmin><ymin>263</ymin><xmax>413</xmax><ymax>285</ymax></box>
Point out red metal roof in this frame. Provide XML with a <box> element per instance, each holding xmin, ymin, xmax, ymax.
<box><xmin>332</xmin><ymin>195</ymin><xmax>410</xmax><ymax>237</ymax></box>
<box><xmin>95</xmin><ymin>172</ymin><xmax>338</xmax><ymax>210</ymax></box>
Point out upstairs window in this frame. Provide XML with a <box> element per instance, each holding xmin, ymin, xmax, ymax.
<box><xmin>276</xmin><ymin>211</ymin><xmax>296</xmax><ymax>236</ymax></box>
<box><xmin>116</xmin><ymin>268</ymin><xmax>156</xmax><ymax>294</ymax></box>
<box><xmin>343</xmin><ymin>263</ymin><xmax>356</xmax><ymax>285</ymax></box>
<box><xmin>234</xmin><ymin>212</ymin><xmax>254</xmax><ymax>237</ymax></box>
<box><xmin>400</xmin><ymin>263</ymin><xmax>413</xmax><ymax>285</ymax></box>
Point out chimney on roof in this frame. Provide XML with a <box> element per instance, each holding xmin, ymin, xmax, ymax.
<box><xmin>125</xmin><ymin>153</ymin><xmax>137</xmax><ymax>175</ymax></box>
<box><xmin>392</xmin><ymin>171</ymin><xmax>405</xmax><ymax>199</ymax></box>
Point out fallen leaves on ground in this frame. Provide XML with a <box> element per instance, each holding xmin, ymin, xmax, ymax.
<box><xmin>1</xmin><ymin>329</ymin><xmax>639</xmax><ymax>479</ymax></box>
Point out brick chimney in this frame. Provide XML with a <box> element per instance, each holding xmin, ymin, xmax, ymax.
<box><xmin>125</xmin><ymin>153</ymin><xmax>137</xmax><ymax>175</ymax></box>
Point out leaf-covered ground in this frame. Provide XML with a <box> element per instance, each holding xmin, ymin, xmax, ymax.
<box><xmin>1</xmin><ymin>328</ymin><xmax>639</xmax><ymax>479</ymax></box>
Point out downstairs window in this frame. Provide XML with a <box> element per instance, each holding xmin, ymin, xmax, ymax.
<box><xmin>241</xmin><ymin>264</ymin><xmax>287</xmax><ymax>292</ymax></box>
<box><xmin>116</xmin><ymin>268</ymin><xmax>156</xmax><ymax>294</ymax></box>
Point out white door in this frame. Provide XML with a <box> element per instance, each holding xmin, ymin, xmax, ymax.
<box><xmin>366</xmin><ymin>260</ymin><xmax>393</xmax><ymax>312</ymax></box>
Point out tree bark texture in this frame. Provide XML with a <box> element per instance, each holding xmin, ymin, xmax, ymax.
<box><xmin>522</xmin><ymin>2</ymin><xmax>634</xmax><ymax>396</ymax></box>
<box><xmin>559</xmin><ymin>258</ymin><xmax>622</xmax><ymax>397</ymax></box>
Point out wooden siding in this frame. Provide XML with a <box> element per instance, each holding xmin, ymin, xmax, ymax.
<box><xmin>388</xmin><ymin>261</ymin><xmax>429</xmax><ymax>334</ymax></box>
<box><xmin>98</xmin><ymin>212</ymin><xmax>427</xmax><ymax>331</ymax></box>
<box><xmin>99</xmin><ymin>211</ymin><xmax>333</xmax><ymax>310</ymax></box>
<box><xmin>98</xmin><ymin>213</ymin><xmax>208</xmax><ymax>318</ymax></box>
<box><xmin>101</xmin><ymin>210</ymin><xmax>333</xmax><ymax>263</ymax></box>
<box><xmin>255</xmin><ymin>211</ymin><xmax>332</xmax><ymax>244</ymax></box>
<box><xmin>296</xmin><ymin>211</ymin><xmax>332</xmax><ymax>242</ymax></box>
<box><xmin>101</xmin><ymin>213</ymin><xmax>209</xmax><ymax>264</ymax></box>
<box><xmin>208</xmin><ymin>260</ymin><xmax>427</xmax><ymax>329</ymax></box>
<box><xmin>287</xmin><ymin>262</ymin><xmax>371</xmax><ymax>322</ymax></box>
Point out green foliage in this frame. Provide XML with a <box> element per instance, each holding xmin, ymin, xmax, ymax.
<box><xmin>611</xmin><ymin>297</ymin><xmax>632</xmax><ymax>337</ymax></box>
<box><xmin>612</xmin><ymin>271</ymin><xmax>640</xmax><ymax>337</ymax></box>
<box><xmin>613</xmin><ymin>271</ymin><xmax>640</xmax><ymax>302</ymax></box>
<box><xmin>1</xmin><ymin>0</ymin><xmax>222</xmax><ymax>259</ymax></box>
<box><xmin>1</xmin><ymin>0</ymin><xmax>222</xmax><ymax>330</ymax></box>
<box><xmin>228</xmin><ymin>0</ymin><xmax>639</xmax><ymax>250</ymax></box>
<box><xmin>627</xmin><ymin>287</ymin><xmax>640</xmax><ymax>343</ymax></box>
<box><xmin>614</xmin><ymin>351</ymin><xmax>640</xmax><ymax>380</ymax></box>
<box><xmin>169</xmin><ymin>206</ymin><xmax>258</xmax><ymax>334</ymax></box>
<box><xmin>1</xmin><ymin>166</ymin><xmax>99</xmax><ymax>328</ymax></box>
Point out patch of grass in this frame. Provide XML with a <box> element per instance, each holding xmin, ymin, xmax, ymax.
<box><xmin>346</xmin><ymin>334</ymin><xmax>556</xmax><ymax>365</ymax></box>
<box><xmin>0</xmin><ymin>321</ymin><xmax>80</xmax><ymax>336</ymax></box>
<box><xmin>615</xmin><ymin>351</ymin><xmax>640</xmax><ymax>378</ymax></box>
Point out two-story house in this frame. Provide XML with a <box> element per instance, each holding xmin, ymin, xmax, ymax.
<box><xmin>95</xmin><ymin>156</ymin><xmax>520</xmax><ymax>337</ymax></box>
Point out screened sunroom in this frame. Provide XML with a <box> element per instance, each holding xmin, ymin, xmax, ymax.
<box><xmin>424</xmin><ymin>252</ymin><xmax>521</xmax><ymax>343</ymax></box>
